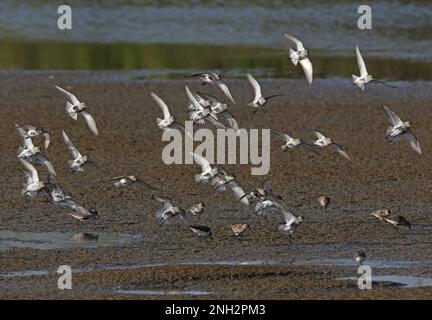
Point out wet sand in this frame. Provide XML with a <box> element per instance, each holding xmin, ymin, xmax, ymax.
<box><xmin>1</xmin><ymin>71</ymin><xmax>432</xmax><ymax>299</ymax></box>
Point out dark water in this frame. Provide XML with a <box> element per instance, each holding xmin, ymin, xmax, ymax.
<box><xmin>0</xmin><ymin>1</ymin><xmax>431</xmax><ymax>78</ymax></box>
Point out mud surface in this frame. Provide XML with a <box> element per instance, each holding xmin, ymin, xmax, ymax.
<box><xmin>0</xmin><ymin>72</ymin><xmax>431</xmax><ymax>299</ymax></box>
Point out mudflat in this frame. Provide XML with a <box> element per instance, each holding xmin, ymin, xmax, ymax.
<box><xmin>1</xmin><ymin>71</ymin><xmax>431</xmax><ymax>299</ymax></box>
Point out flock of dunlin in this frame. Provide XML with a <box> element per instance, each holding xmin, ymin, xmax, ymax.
<box><xmin>15</xmin><ymin>33</ymin><xmax>418</xmax><ymax>265</ymax></box>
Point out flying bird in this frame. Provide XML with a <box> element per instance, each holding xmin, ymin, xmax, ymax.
<box><xmin>190</xmin><ymin>152</ymin><xmax>219</xmax><ymax>184</ymax></box>
<box><xmin>111</xmin><ymin>175</ymin><xmax>156</xmax><ymax>189</ymax></box>
<box><xmin>369</xmin><ymin>208</ymin><xmax>391</xmax><ymax>222</ymax></box>
<box><xmin>152</xmin><ymin>195</ymin><xmax>191</xmax><ymax>226</ymax></box>
<box><xmin>277</xmin><ymin>209</ymin><xmax>304</xmax><ymax>237</ymax></box>
<box><xmin>246</xmin><ymin>73</ymin><xmax>283</xmax><ymax>113</ymax></box>
<box><xmin>313</xmin><ymin>131</ymin><xmax>351</xmax><ymax>161</ymax></box>
<box><xmin>16</xmin><ymin>124</ymin><xmax>56</xmax><ymax>176</ymax></box>
<box><xmin>150</xmin><ymin>92</ymin><xmax>185</xmax><ymax>133</ymax></box>
<box><xmin>185</xmin><ymin>86</ymin><xmax>219</xmax><ymax>124</ymax></box>
<box><xmin>43</xmin><ymin>174</ymin><xmax>72</xmax><ymax>204</ymax></box>
<box><xmin>282</xmin><ymin>33</ymin><xmax>313</xmax><ymax>84</ymax></box>
<box><xmin>383</xmin><ymin>214</ymin><xmax>412</xmax><ymax>231</ymax></box>
<box><xmin>383</xmin><ymin>105</ymin><xmax>422</xmax><ymax>154</ymax></box>
<box><xmin>188</xmin><ymin>72</ymin><xmax>235</xmax><ymax>104</ymax></box>
<box><xmin>19</xmin><ymin>158</ymin><xmax>46</xmax><ymax>201</ymax></box>
<box><xmin>55</xmin><ymin>85</ymin><xmax>99</xmax><ymax>135</ymax></box>
<box><xmin>271</xmin><ymin>129</ymin><xmax>319</xmax><ymax>154</ymax></box>
<box><xmin>62</xmin><ymin>130</ymin><xmax>101</xmax><ymax>173</ymax></box>
<box><xmin>56</xmin><ymin>198</ymin><xmax>100</xmax><ymax>221</ymax></box>
<box><xmin>20</xmin><ymin>125</ymin><xmax>50</xmax><ymax>149</ymax></box>
<box><xmin>352</xmin><ymin>46</ymin><xmax>395</xmax><ymax>90</ymax></box>
<box><xmin>196</xmin><ymin>92</ymin><xmax>239</xmax><ymax>131</ymax></box>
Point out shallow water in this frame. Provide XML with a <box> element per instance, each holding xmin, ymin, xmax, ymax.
<box><xmin>339</xmin><ymin>275</ymin><xmax>432</xmax><ymax>288</ymax></box>
<box><xmin>0</xmin><ymin>258</ymin><xmax>420</xmax><ymax>278</ymax></box>
<box><xmin>0</xmin><ymin>230</ymin><xmax>142</xmax><ymax>251</ymax></box>
<box><xmin>116</xmin><ymin>289</ymin><xmax>212</xmax><ymax>296</ymax></box>
<box><xmin>0</xmin><ymin>1</ymin><xmax>431</xmax><ymax>78</ymax></box>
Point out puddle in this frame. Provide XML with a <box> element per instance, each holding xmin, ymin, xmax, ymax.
<box><xmin>116</xmin><ymin>289</ymin><xmax>212</xmax><ymax>296</ymax></box>
<box><xmin>293</xmin><ymin>258</ymin><xmax>419</xmax><ymax>269</ymax></box>
<box><xmin>339</xmin><ymin>275</ymin><xmax>432</xmax><ymax>288</ymax></box>
<box><xmin>0</xmin><ymin>230</ymin><xmax>142</xmax><ymax>251</ymax></box>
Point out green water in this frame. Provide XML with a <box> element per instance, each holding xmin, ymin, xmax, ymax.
<box><xmin>1</xmin><ymin>40</ymin><xmax>431</xmax><ymax>80</ymax></box>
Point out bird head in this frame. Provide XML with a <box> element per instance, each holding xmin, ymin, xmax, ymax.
<box><xmin>89</xmin><ymin>208</ymin><xmax>100</xmax><ymax>219</ymax></box>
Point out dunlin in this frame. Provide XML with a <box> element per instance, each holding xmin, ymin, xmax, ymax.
<box><xmin>282</xmin><ymin>33</ymin><xmax>313</xmax><ymax>84</ymax></box>
<box><xmin>318</xmin><ymin>196</ymin><xmax>330</xmax><ymax>209</ymax></box>
<box><xmin>246</xmin><ymin>73</ymin><xmax>283</xmax><ymax>113</ymax></box>
<box><xmin>112</xmin><ymin>175</ymin><xmax>156</xmax><ymax>189</ymax></box>
<box><xmin>152</xmin><ymin>195</ymin><xmax>191</xmax><ymax>226</ymax></box>
<box><xmin>189</xmin><ymin>72</ymin><xmax>235</xmax><ymax>103</ymax></box>
<box><xmin>383</xmin><ymin>105</ymin><xmax>422</xmax><ymax>154</ymax></box>
<box><xmin>384</xmin><ymin>214</ymin><xmax>412</xmax><ymax>231</ymax></box>
<box><xmin>230</xmin><ymin>223</ymin><xmax>250</xmax><ymax>236</ymax></box>
<box><xmin>313</xmin><ymin>131</ymin><xmax>351</xmax><ymax>161</ymax></box>
<box><xmin>353</xmin><ymin>250</ymin><xmax>366</xmax><ymax>266</ymax></box>
<box><xmin>62</xmin><ymin>130</ymin><xmax>101</xmax><ymax>173</ymax></box>
<box><xmin>189</xmin><ymin>225</ymin><xmax>213</xmax><ymax>238</ymax></box>
<box><xmin>352</xmin><ymin>46</ymin><xmax>395</xmax><ymax>90</ymax></box>
<box><xmin>369</xmin><ymin>208</ymin><xmax>391</xmax><ymax>222</ymax></box>
<box><xmin>189</xmin><ymin>202</ymin><xmax>205</xmax><ymax>215</ymax></box>
<box><xmin>55</xmin><ymin>85</ymin><xmax>99</xmax><ymax>135</ymax></box>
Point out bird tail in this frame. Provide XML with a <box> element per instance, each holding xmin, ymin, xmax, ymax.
<box><xmin>351</xmin><ymin>75</ymin><xmax>359</xmax><ymax>83</ymax></box>
<box><xmin>289</xmin><ymin>48</ymin><xmax>299</xmax><ymax>66</ymax></box>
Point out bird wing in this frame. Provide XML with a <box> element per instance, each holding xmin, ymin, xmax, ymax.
<box><xmin>178</xmin><ymin>210</ymin><xmax>192</xmax><ymax>226</ymax></box>
<box><xmin>271</xmin><ymin>129</ymin><xmax>293</xmax><ymax>142</ymax></box>
<box><xmin>300</xmin><ymin>142</ymin><xmax>321</xmax><ymax>155</ymax></box>
<box><xmin>191</xmin><ymin>152</ymin><xmax>212</xmax><ymax>173</ymax></box>
<box><xmin>206</xmin><ymin>116</ymin><xmax>227</xmax><ymax>129</ymax></box>
<box><xmin>15</xmin><ymin>124</ymin><xmax>33</xmax><ymax>148</ymax></box>
<box><xmin>19</xmin><ymin>158</ymin><xmax>39</xmax><ymax>183</ymax></box>
<box><xmin>55</xmin><ymin>85</ymin><xmax>80</xmax><ymax>105</ymax></box>
<box><xmin>111</xmin><ymin>176</ymin><xmax>126</xmax><ymax>182</ymax></box>
<box><xmin>355</xmin><ymin>46</ymin><xmax>368</xmax><ymax>77</ymax></box>
<box><xmin>152</xmin><ymin>195</ymin><xmax>172</xmax><ymax>209</ymax></box>
<box><xmin>80</xmin><ymin>110</ymin><xmax>99</xmax><ymax>136</ymax></box>
<box><xmin>32</xmin><ymin>153</ymin><xmax>57</xmax><ymax>176</ymax></box>
<box><xmin>382</xmin><ymin>105</ymin><xmax>403</xmax><ymax>126</ymax></box>
<box><xmin>299</xmin><ymin>58</ymin><xmax>313</xmax><ymax>84</ymax></box>
<box><xmin>47</xmin><ymin>174</ymin><xmax>66</xmax><ymax>195</ymax></box>
<box><xmin>215</xmin><ymin>80</ymin><xmax>235</xmax><ymax>103</ymax></box>
<box><xmin>313</xmin><ymin>131</ymin><xmax>326</xmax><ymax>140</ymax></box>
<box><xmin>185</xmin><ymin>86</ymin><xmax>204</xmax><ymax>111</ymax></box>
<box><xmin>402</xmin><ymin>132</ymin><xmax>422</xmax><ymax>155</ymax></box>
<box><xmin>282</xmin><ymin>33</ymin><xmax>305</xmax><ymax>51</ymax></box>
<box><xmin>150</xmin><ymin>92</ymin><xmax>172</xmax><ymax>121</ymax></box>
<box><xmin>331</xmin><ymin>143</ymin><xmax>352</xmax><ymax>161</ymax></box>
<box><xmin>279</xmin><ymin>209</ymin><xmax>297</xmax><ymax>225</ymax></box>
<box><xmin>62</xmin><ymin>130</ymin><xmax>82</xmax><ymax>159</ymax></box>
<box><xmin>246</xmin><ymin>73</ymin><xmax>262</xmax><ymax>101</ymax></box>
<box><xmin>136</xmin><ymin>179</ymin><xmax>157</xmax><ymax>190</ymax></box>
<box><xmin>42</xmin><ymin>132</ymin><xmax>51</xmax><ymax>149</ymax></box>
<box><xmin>262</xmin><ymin>181</ymin><xmax>273</xmax><ymax>193</ymax></box>
<box><xmin>219</xmin><ymin>111</ymin><xmax>239</xmax><ymax>131</ymax></box>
